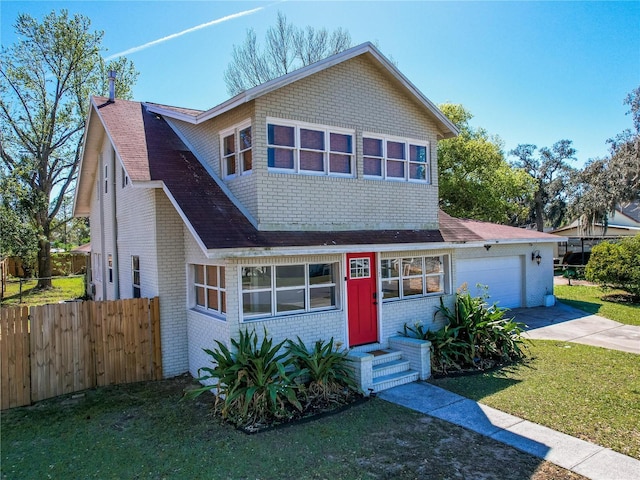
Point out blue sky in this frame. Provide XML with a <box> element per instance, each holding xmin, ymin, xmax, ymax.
<box><xmin>2</xmin><ymin>1</ymin><xmax>639</xmax><ymax>166</ymax></box>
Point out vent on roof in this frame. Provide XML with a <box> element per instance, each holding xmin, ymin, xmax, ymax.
<box><xmin>108</xmin><ymin>70</ymin><xmax>116</xmax><ymax>102</ymax></box>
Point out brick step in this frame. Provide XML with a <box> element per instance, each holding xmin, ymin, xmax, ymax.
<box><xmin>371</xmin><ymin>350</ymin><xmax>403</xmax><ymax>366</ymax></box>
<box><xmin>372</xmin><ymin>359</ymin><xmax>411</xmax><ymax>378</ymax></box>
<box><xmin>372</xmin><ymin>370</ymin><xmax>419</xmax><ymax>393</ymax></box>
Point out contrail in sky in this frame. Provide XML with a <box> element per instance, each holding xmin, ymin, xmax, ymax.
<box><xmin>105</xmin><ymin>6</ymin><xmax>264</xmax><ymax>60</ymax></box>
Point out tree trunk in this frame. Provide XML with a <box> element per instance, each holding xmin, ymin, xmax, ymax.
<box><xmin>37</xmin><ymin>220</ymin><xmax>52</xmax><ymax>289</ymax></box>
<box><xmin>534</xmin><ymin>185</ymin><xmax>545</xmax><ymax>232</ymax></box>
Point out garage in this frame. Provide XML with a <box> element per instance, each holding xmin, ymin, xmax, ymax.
<box><xmin>456</xmin><ymin>256</ymin><xmax>523</xmax><ymax>308</ymax></box>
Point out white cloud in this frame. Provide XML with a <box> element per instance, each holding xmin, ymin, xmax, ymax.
<box><xmin>105</xmin><ymin>6</ymin><xmax>264</xmax><ymax>60</ymax></box>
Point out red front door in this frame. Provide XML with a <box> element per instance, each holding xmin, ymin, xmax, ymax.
<box><xmin>346</xmin><ymin>252</ymin><xmax>378</xmax><ymax>346</ymax></box>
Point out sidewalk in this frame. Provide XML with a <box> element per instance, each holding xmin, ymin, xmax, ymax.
<box><xmin>379</xmin><ymin>382</ymin><xmax>640</xmax><ymax>480</ymax></box>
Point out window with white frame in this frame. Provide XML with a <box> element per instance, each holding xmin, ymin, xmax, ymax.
<box><xmin>108</xmin><ymin>254</ymin><xmax>113</xmax><ymax>283</ymax></box>
<box><xmin>363</xmin><ymin>134</ymin><xmax>430</xmax><ymax>182</ymax></box>
<box><xmin>267</xmin><ymin>119</ymin><xmax>354</xmax><ymax>176</ymax></box>
<box><xmin>381</xmin><ymin>255</ymin><xmax>447</xmax><ymax>300</ymax></box>
<box><xmin>220</xmin><ymin>121</ymin><xmax>252</xmax><ymax>178</ymax></box>
<box><xmin>194</xmin><ymin>265</ymin><xmax>226</xmax><ymax>316</ymax></box>
<box><xmin>132</xmin><ymin>256</ymin><xmax>141</xmax><ymax>298</ymax></box>
<box><xmin>241</xmin><ymin>263</ymin><xmax>338</xmax><ymax>319</ymax></box>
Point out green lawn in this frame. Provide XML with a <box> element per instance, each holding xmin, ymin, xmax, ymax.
<box><xmin>0</xmin><ymin>375</ymin><xmax>584</xmax><ymax>480</ymax></box>
<box><xmin>430</xmin><ymin>340</ymin><xmax>640</xmax><ymax>460</ymax></box>
<box><xmin>554</xmin><ymin>284</ymin><xmax>640</xmax><ymax>326</ymax></box>
<box><xmin>1</xmin><ymin>276</ymin><xmax>85</xmax><ymax>307</ymax></box>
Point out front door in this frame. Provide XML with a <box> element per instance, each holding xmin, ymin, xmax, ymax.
<box><xmin>346</xmin><ymin>252</ymin><xmax>378</xmax><ymax>346</ymax></box>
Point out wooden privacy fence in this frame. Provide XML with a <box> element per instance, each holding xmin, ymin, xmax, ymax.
<box><xmin>1</xmin><ymin>297</ymin><xmax>161</xmax><ymax>410</ymax></box>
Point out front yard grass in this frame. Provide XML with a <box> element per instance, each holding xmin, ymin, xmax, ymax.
<box><xmin>1</xmin><ymin>375</ymin><xmax>585</xmax><ymax>480</ymax></box>
<box><xmin>430</xmin><ymin>339</ymin><xmax>640</xmax><ymax>460</ymax></box>
<box><xmin>1</xmin><ymin>276</ymin><xmax>85</xmax><ymax>307</ymax></box>
<box><xmin>554</xmin><ymin>284</ymin><xmax>640</xmax><ymax>326</ymax></box>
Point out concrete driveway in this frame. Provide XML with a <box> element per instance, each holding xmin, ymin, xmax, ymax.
<box><xmin>512</xmin><ymin>302</ymin><xmax>640</xmax><ymax>354</ymax></box>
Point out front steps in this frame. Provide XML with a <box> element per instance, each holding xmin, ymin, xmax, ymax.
<box><xmin>371</xmin><ymin>350</ymin><xmax>419</xmax><ymax>393</ymax></box>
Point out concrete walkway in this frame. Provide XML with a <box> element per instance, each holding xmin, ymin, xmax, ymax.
<box><xmin>379</xmin><ymin>382</ymin><xmax>640</xmax><ymax>480</ymax></box>
<box><xmin>514</xmin><ymin>302</ymin><xmax>640</xmax><ymax>354</ymax></box>
<box><xmin>379</xmin><ymin>303</ymin><xmax>640</xmax><ymax>479</ymax></box>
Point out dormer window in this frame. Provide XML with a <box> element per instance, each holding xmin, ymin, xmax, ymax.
<box><xmin>363</xmin><ymin>134</ymin><xmax>430</xmax><ymax>183</ymax></box>
<box><xmin>267</xmin><ymin>118</ymin><xmax>354</xmax><ymax>177</ymax></box>
<box><xmin>220</xmin><ymin>121</ymin><xmax>252</xmax><ymax>179</ymax></box>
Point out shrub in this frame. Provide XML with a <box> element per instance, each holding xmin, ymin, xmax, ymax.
<box><xmin>187</xmin><ymin>329</ymin><xmax>303</xmax><ymax>428</ymax></box>
<box><xmin>403</xmin><ymin>288</ymin><xmax>528</xmax><ymax>374</ymax></box>
<box><xmin>286</xmin><ymin>337</ymin><xmax>358</xmax><ymax>406</ymax></box>
<box><xmin>585</xmin><ymin>236</ymin><xmax>640</xmax><ymax>297</ymax></box>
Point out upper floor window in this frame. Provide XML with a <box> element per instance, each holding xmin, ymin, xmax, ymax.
<box><xmin>363</xmin><ymin>134</ymin><xmax>430</xmax><ymax>183</ymax></box>
<box><xmin>132</xmin><ymin>255</ymin><xmax>141</xmax><ymax>298</ymax></box>
<box><xmin>220</xmin><ymin>121</ymin><xmax>252</xmax><ymax>179</ymax></box>
<box><xmin>381</xmin><ymin>255</ymin><xmax>447</xmax><ymax>301</ymax></box>
<box><xmin>241</xmin><ymin>262</ymin><xmax>339</xmax><ymax>320</ymax></box>
<box><xmin>194</xmin><ymin>264</ymin><xmax>226</xmax><ymax>317</ymax></box>
<box><xmin>267</xmin><ymin>119</ymin><xmax>354</xmax><ymax>177</ymax></box>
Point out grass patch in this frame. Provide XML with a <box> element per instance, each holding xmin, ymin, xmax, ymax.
<box><xmin>430</xmin><ymin>340</ymin><xmax>640</xmax><ymax>459</ymax></box>
<box><xmin>1</xmin><ymin>276</ymin><xmax>85</xmax><ymax>307</ymax></box>
<box><xmin>0</xmin><ymin>375</ymin><xmax>585</xmax><ymax>480</ymax></box>
<box><xmin>554</xmin><ymin>284</ymin><xmax>640</xmax><ymax>326</ymax></box>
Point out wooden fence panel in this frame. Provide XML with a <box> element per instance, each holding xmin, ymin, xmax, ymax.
<box><xmin>1</xmin><ymin>306</ymin><xmax>31</xmax><ymax>410</ymax></box>
<box><xmin>1</xmin><ymin>297</ymin><xmax>161</xmax><ymax>409</ymax></box>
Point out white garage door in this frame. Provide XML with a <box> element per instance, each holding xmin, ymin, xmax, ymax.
<box><xmin>456</xmin><ymin>256</ymin><xmax>523</xmax><ymax>308</ymax></box>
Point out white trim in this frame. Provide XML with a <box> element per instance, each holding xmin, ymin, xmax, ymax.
<box><xmin>266</xmin><ymin>117</ymin><xmax>355</xmax><ymax>178</ymax></box>
<box><xmin>144</xmin><ymin>43</ymin><xmax>458</xmax><ymax>139</ymax></box>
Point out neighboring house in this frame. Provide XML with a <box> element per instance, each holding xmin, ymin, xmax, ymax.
<box><xmin>73</xmin><ymin>43</ymin><xmax>561</xmax><ymax>390</ymax></box>
<box><xmin>550</xmin><ymin>200</ymin><xmax>640</xmax><ymax>260</ymax></box>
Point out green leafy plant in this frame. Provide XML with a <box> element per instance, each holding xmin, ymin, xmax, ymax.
<box><xmin>585</xmin><ymin>236</ymin><xmax>640</xmax><ymax>298</ymax></box>
<box><xmin>286</xmin><ymin>337</ymin><xmax>359</xmax><ymax>405</ymax></box>
<box><xmin>403</xmin><ymin>288</ymin><xmax>528</xmax><ymax>374</ymax></box>
<box><xmin>187</xmin><ymin>328</ymin><xmax>303</xmax><ymax>427</ymax></box>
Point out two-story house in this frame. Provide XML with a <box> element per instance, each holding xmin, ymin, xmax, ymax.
<box><xmin>74</xmin><ymin>43</ymin><xmax>560</xmax><ymax>391</ymax></box>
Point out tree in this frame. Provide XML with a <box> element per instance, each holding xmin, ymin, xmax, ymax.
<box><xmin>509</xmin><ymin>140</ymin><xmax>576</xmax><ymax>231</ymax></box>
<box><xmin>437</xmin><ymin>104</ymin><xmax>536</xmax><ymax>224</ymax></box>
<box><xmin>0</xmin><ymin>10</ymin><xmax>138</xmax><ymax>288</ymax></box>
<box><xmin>224</xmin><ymin>11</ymin><xmax>351</xmax><ymax>96</ymax></box>
<box><xmin>585</xmin><ymin>235</ymin><xmax>640</xmax><ymax>297</ymax></box>
<box><xmin>568</xmin><ymin>86</ymin><xmax>640</xmax><ymax>230</ymax></box>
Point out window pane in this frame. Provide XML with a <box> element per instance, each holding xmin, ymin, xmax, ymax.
<box><xmin>268</xmin><ymin>124</ymin><xmax>294</xmax><ymax>146</ymax></box>
<box><xmin>382</xmin><ymin>280</ymin><xmax>399</xmax><ymax>299</ymax></box>
<box><xmin>363</xmin><ymin>137</ymin><xmax>382</xmax><ymax>156</ymax></box>
<box><xmin>206</xmin><ymin>266</ymin><xmax>218</xmax><ymax>287</ymax></box>
<box><xmin>309</xmin><ymin>264</ymin><xmax>334</xmax><ymax>285</ymax></box>
<box><xmin>387</xmin><ymin>141</ymin><xmax>405</xmax><ymax>159</ymax></box>
<box><xmin>223</xmin><ymin>134</ymin><xmax>235</xmax><ymax>155</ymax></box>
<box><xmin>242</xmin><ymin>266</ymin><xmax>271</xmax><ymax>289</ymax></box>
<box><xmin>425</xmin><ymin>257</ymin><xmax>442</xmax><ymax>274</ymax></box>
<box><xmin>410</xmin><ymin>163</ymin><xmax>426</xmax><ymax>180</ymax></box>
<box><xmin>329</xmin><ymin>154</ymin><xmax>351</xmax><ymax>174</ymax></box>
<box><xmin>330</xmin><ymin>133</ymin><xmax>352</xmax><ymax>153</ymax></box>
<box><xmin>403</xmin><ymin>258</ymin><xmax>423</xmax><ymax>276</ymax></box>
<box><xmin>410</xmin><ymin>144</ymin><xmax>427</xmax><ymax>162</ymax></box>
<box><xmin>387</xmin><ymin>160</ymin><xmax>405</xmax><ymax>178</ymax></box>
<box><xmin>226</xmin><ymin>156</ymin><xmax>236</xmax><ymax>175</ymax></box>
<box><xmin>239</xmin><ymin>127</ymin><xmax>252</xmax><ymax>149</ymax></box>
<box><xmin>221</xmin><ymin>291</ymin><xmax>227</xmax><ymax>313</ymax></box>
<box><xmin>132</xmin><ymin>256</ymin><xmax>140</xmax><ymax>270</ymax></box>
<box><xmin>364</xmin><ymin>157</ymin><xmax>382</xmax><ymax>176</ymax></box>
<box><xmin>196</xmin><ymin>286</ymin><xmax>205</xmax><ymax>307</ymax></box>
<box><xmin>133</xmin><ymin>271</ymin><xmax>140</xmax><ymax>286</ymax></box>
<box><xmin>195</xmin><ymin>265</ymin><xmax>205</xmax><ymax>284</ymax></box>
<box><xmin>427</xmin><ymin>276</ymin><xmax>443</xmax><ymax>293</ymax></box>
<box><xmin>268</xmin><ymin>148</ymin><xmax>294</xmax><ymax>169</ymax></box>
<box><xmin>242</xmin><ymin>149</ymin><xmax>252</xmax><ymax>171</ymax></box>
<box><xmin>276</xmin><ymin>289</ymin><xmax>305</xmax><ymax>312</ymax></box>
<box><xmin>310</xmin><ymin>286</ymin><xmax>335</xmax><ymax>309</ymax></box>
<box><xmin>243</xmin><ymin>291</ymin><xmax>272</xmax><ymax>315</ymax></box>
<box><xmin>403</xmin><ymin>278</ymin><xmax>424</xmax><ymax>297</ymax></box>
<box><xmin>219</xmin><ymin>266</ymin><xmax>225</xmax><ymax>288</ymax></box>
<box><xmin>381</xmin><ymin>259</ymin><xmax>400</xmax><ymax>279</ymax></box>
<box><xmin>350</xmin><ymin>258</ymin><xmax>370</xmax><ymax>278</ymax></box>
<box><xmin>276</xmin><ymin>265</ymin><xmax>305</xmax><ymax>287</ymax></box>
<box><xmin>208</xmin><ymin>289</ymin><xmax>219</xmax><ymax>311</ymax></box>
<box><xmin>300</xmin><ymin>128</ymin><xmax>324</xmax><ymax>150</ymax></box>
<box><xmin>300</xmin><ymin>150</ymin><xmax>324</xmax><ymax>171</ymax></box>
